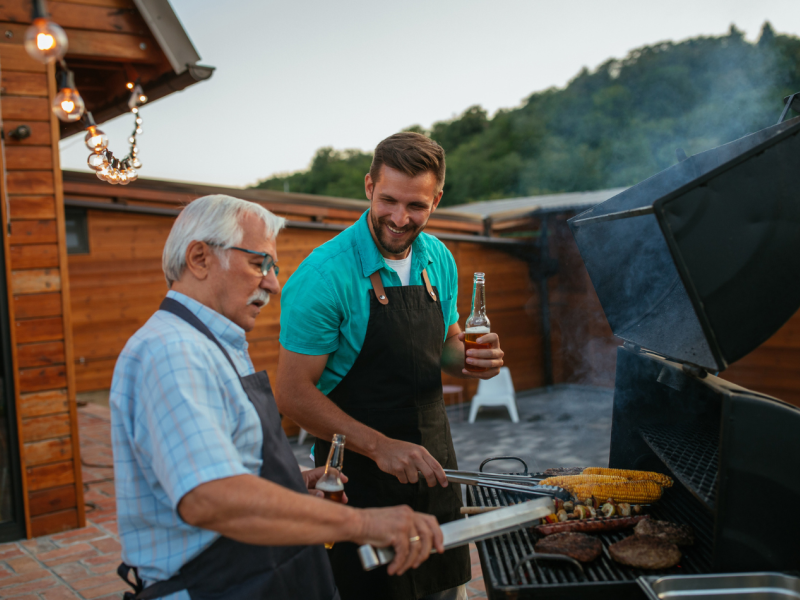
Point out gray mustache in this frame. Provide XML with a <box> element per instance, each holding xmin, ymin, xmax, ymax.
<box><xmin>247</xmin><ymin>289</ymin><xmax>270</xmax><ymax>306</ymax></box>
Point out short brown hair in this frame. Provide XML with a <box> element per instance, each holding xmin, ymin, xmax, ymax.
<box><xmin>370</xmin><ymin>132</ymin><xmax>446</xmax><ymax>192</ymax></box>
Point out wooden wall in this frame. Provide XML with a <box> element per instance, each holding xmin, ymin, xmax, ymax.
<box><xmin>0</xmin><ymin>43</ymin><xmax>84</xmax><ymax>536</ymax></box>
<box><xmin>67</xmin><ymin>210</ymin><xmax>546</xmax><ymax>430</ymax></box>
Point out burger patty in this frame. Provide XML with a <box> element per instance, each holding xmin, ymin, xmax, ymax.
<box><xmin>534</xmin><ymin>532</ymin><xmax>602</xmax><ymax>562</ymax></box>
<box><xmin>608</xmin><ymin>535</ymin><xmax>681</xmax><ymax>569</ymax></box>
<box><xmin>634</xmin><ymin>519</ymin><xmax>695</xmax><ymax>546</ymax></box>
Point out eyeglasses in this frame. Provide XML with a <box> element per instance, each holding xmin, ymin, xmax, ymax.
<box><xmin>208</xmin><ymin>243</ymin><xmax>279</xmax><ymax>276</ymax></box>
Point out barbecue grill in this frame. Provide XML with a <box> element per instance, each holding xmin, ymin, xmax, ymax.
<box><xmin>468</xmin><ymin>97</ymin><xmax>800</xmax><ymax>599</ymax></box>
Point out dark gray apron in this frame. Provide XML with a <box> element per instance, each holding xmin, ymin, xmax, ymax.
<box><xmin>119</xmin><ymin>297</ymin><xmax>339</xmax><ymax>600</ymax></box>
<box><xmin>315</xmin><ymin>270</ymin><xmax>470</xmax><ymax>600</ymax></box>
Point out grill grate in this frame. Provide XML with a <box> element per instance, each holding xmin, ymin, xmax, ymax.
<box><xmin>468</xmin><ymin>474</ymin><xmax>714</xmax><ymax>599</ymax></box>
<box><xmin>640</xmin><ymin>423</ymin><xmax>719</xmax><ymax>509</ymax></box>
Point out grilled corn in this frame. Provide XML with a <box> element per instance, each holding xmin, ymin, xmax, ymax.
<box><xmin>539</xmin><ymin>474</ymin><xmax>626</xmax><ymax>492</ymax></box>
<box><xmin>582</xmin><ymin>467</ymin><xmax>673</xmax><ymax>488</ymax></box>
<box><xmin>573</xmin><ymin>479</ymin><xmax>663</xmax><ymax>504</ymax></box>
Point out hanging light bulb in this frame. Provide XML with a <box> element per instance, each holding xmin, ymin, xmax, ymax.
<box><xmin>24</xmin><ymin>17</ymin><xmax>68</xmax><ymax>63</ymax></box>
<box><xmin>96</xmin><ymin>163</ymin><xmax>110</xmax><ymax>181</ymax></box>
<box><xmin>126</xmin><ymin>167</ymin><xmax>139</xmax><ymax>183</ymax></box>
<box><xmin>132</xmin><ymin>157</ymin><xmax>142</xmax><ymax>169</ymax></box>
<box><xmin>83</xmin><ymin>113</ymin><xmax>110</xmax><ymax>154</ymax></box>
<box><xmin>52</xmin><ymin>70</ymin><xmax>85</xmax><ymax>122</ymax></box>
<box><xmin>87</xmin><ymin>152</ymin><xmax>107</xmax><ymax>171</ymax></box>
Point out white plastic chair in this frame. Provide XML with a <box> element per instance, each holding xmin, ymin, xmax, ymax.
<box><xmin>468</xmin><ymin>367</ymin><xmax>519</xmax><ymax>423</ymax></box>
<box><xmin>297</xmin><ymin>428</ymin><xmax>309</xmax><ymax>445</ymax></box>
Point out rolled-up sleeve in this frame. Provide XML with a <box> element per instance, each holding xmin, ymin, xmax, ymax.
<box><xmin>133</xmin><ymin>341</ymin><xmax>252</xmax><ymax>509</ymax></box>
<box><xmin>280</xmin><ymin>263</ymin><xmax>342</xmax><ymax>355</ymax></box>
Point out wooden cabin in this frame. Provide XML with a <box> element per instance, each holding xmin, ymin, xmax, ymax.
<box><xmin>0</xmin><ymin>0</ymin><xmax>211</xmax><ymax>541</ymax></box>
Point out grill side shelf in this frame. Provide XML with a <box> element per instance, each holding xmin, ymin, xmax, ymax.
<box><xmin>639</xmin><ymin>423</ymin><xmax>719</xmax><ymax>510</ymax></box>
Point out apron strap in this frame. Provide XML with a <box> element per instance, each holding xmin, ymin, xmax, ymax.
<box><xmin>421</xmin><ymin>269</ymin><xmax>437</xmax><ymax>301</ymax></box>
<box><xmin>117</xmin><ymin>563</ymin><xmax>186</xmax><ymax>600</ymax></box>
<box><xmin>369</xmin><ymin>270</ymin><xmax>437</xmax><ymax>303</ymax></box>
<box><xmin>369</xmin><ymin>271</ymin><xmax>389</xmax><ymax>305</ymax></box>
<box><xmin>158</xmin><ymin>297</ymin><xmax>241</xmax><ymax>377</ymax></box>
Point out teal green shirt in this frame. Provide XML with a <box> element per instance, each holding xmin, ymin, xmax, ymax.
<box><xmin>280</xmin><ymin>210</ymin><xmax>460</xmax><ymax>395</ymax></box>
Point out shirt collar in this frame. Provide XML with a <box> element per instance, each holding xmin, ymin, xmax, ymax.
<box><xmin>165</xmin><ymin>290</ymin><xmax>248</xmax><ymax>351</ymax></box>
<box><xmin>355</xmin><ymin>209</ymin><xmax>433</xmax><ymax>278</ymax></box>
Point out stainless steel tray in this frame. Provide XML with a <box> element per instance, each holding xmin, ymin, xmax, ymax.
<box><xmin>638</xmin><ymin>573</ymin><xmax>800</xmax><ymax>599</ymax></box>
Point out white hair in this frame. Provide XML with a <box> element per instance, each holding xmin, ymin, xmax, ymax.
<box><xmin>162</xmin><ymin>194</ymin><xmax>286</xmax><ymax>286</ymax></box>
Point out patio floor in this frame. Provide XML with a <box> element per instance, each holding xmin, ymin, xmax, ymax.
<box><xmin>0</xmin><ymin>384</ymin><xmax>613</xmax><ymax>599</ymax></box>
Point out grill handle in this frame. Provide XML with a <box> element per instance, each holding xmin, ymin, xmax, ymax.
<box><xmin>512</xmin><ymin>552</ymin><xmax>585</xmax><ymax>579</ymax></box>
<box><xmin>480</xmin><ymin>455</ymin><xmax>528</xmax><ymax>474</ymax></box>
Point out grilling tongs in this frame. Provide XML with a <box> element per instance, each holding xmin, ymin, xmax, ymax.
<box><xmin>443</xmin><ymin>469</ymin><xmax>571</xmax><ymax>500</ymax></box>
<box><xmin>358</xmin><ymin>496</ymin><xmax>555</xmax><ymax>571</ymax></box>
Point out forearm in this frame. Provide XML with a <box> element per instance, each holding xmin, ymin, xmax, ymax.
<box><xmin>278</xmin><ymin>378</ymin><xmax>385</xmax><ymax>460</ymax></box>
<box><xmin>441</xmin><ymin>332</ymin><xmax>467</xmax><ymax>378</ymax></box>
<box><xmin>180</xmin><ymin>474</ymin><xmax>360</xmax><ymax>546</ymax></box>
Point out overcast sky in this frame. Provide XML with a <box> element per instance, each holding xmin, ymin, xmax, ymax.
<box><xmin>58</xmin><ymin>0</ymin><xmax>799</xmax><ymax>189</ymax></box>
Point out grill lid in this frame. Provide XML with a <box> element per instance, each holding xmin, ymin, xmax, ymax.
<box><xmin>568</xmin><ymin>108</ymin><xmax>800</xmax><ymax>371</ymax></box>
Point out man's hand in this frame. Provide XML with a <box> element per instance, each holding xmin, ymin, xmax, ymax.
<box><xmin>301</xmin><ymin>467</ymin><xmax>349</xmax><ymax>504</ymax></box>
<box><xmin>353</xmin><ymin>505</ymin><xmax>444</xmax><ymax>575</ymax></box>
<box><xmin>459</xmin><ymin>331</ymin><xmax>504</xmax><ymax>379</ymax></box>
<box><xmin>372</xmin><ymin>438</ymin><xmax>448</xmax><ymax>487</ymax></box>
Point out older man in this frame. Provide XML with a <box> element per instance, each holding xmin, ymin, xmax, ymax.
<box><xmin>110</xmin><ymin>195</ymin><xmax>442</xmax><ymax>600</ymax></box>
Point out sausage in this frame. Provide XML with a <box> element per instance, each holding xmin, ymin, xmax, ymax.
<box><xmin>535</xmin><ymin>514</ymin><xmax>648</xmax><ymax>536</ymax></box>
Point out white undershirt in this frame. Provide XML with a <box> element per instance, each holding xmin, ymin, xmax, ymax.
<box><xmin>384</xmin><ymin>247</ymin><xmax>413</xmax><ymax>286</ymax></box>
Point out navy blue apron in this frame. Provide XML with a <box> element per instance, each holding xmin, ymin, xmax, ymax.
<box><xmin>119</xmin><ymin>297</ymin><xmax>339</xmax><ymax>600</ymax></box>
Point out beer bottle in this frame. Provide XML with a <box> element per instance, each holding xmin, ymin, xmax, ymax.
<box><xmin>465</xmin><ymin>272</ymin><xmax>491</xmax><ymax>373</ymax></box>
<box><xmin>315</xmin><ymin>434</ymin><xmax>345</xmax><ymax>549</ymax></box>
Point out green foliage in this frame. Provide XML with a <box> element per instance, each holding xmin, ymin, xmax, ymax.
<box><xmin>253</xmin><ymin>24</ymin><xmax>800</xmax><ymax>206</ymax></box>
<box><xmin>254</xmin><ymin>147</ymin><xmax>372</xmax><ymax>199</ymax></box>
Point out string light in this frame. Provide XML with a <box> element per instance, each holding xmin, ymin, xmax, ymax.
<box><xmin>24</xmin><ymin>0</ymin><xmax>147</xmax><ymax>186</ymax></box>
<box><xmin>52</xmin><ymin>69</ymin><xmax>85</xmax><ymax>122</ymax></box>
<box><xmin>24</xmin><ymin>11</ymin><xmax>67</xmax><ymax>64</ymax></box>
<box><xmin>84</xmin><ymin>83</ymin><xmax>145</xmax><ymax>185</ymax></box>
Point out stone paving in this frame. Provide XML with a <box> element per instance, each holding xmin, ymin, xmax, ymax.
<box><xmin>0</xmin><ymin>384</ymin><xmax>613</xmax><ymax>599</ymax></box>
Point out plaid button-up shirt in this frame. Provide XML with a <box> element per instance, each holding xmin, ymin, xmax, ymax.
<box><xmin>110</xmin><ymin>290</ymin><xmax>263</xmax><ymax>598</ymax></box>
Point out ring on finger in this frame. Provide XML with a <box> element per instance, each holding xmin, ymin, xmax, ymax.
<box><xmin>409</xmin><ymin>536</ymin><xmax>420</xmax><ymax>543</ymax></box>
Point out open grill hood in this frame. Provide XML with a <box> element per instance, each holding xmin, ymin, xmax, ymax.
<box><xmin>568</xmin><ymin>114</ymin><xmax>800</xmax><ymax>372</ymax></box>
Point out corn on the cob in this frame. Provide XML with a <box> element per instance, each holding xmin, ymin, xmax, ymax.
<box><xmin>539</xmin><ymin>474</ymin><xmax>626</xmax><ymax>492</ymax></box>
<box><xmin>582</xmin><ymin>467</ymin><xmax>673</xmax><ymax>488</ymax></box>
<box><xmin>573</xmin><ymin>479</ymin><xmax>663</xmax><ymax>504</ymax></box>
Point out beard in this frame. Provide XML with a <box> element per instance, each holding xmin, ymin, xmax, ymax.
<box><xmin>370</xmin><ymin>210</ymin><xmax>427</xmax><ymax>256</ymax></box>
<box><xmin>247</xmin><ymin>289</ymin><xmax>270</xmax><ymax>307</ymax></box>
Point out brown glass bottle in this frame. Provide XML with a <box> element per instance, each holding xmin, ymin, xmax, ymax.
<box><xmin>315</xmin><ymin>434</ymin><xmax>345</xmax><ymax>549</ymax></box>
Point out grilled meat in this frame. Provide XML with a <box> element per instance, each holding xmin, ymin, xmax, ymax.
<box><xmin>608</xmin><ymin>535</ymin><xmax>681</xmax><ymax>569</ymax></box>
<box><xmin>536</xmin><ymin>514</ymin><xmax>647</xmax><ymax>536</ymax></box>
<box><xmin>534</xmin><ymin>532</ymin><xmax>602</xmax><ymax>563</ymax></box>
<box><xmin>634</xmin><ymin>519</ymin><xmax>695</xmax><ymax>546</ymax></box>
<box><xmin>542</xmin><ymin>467</ymin><xmax>584</xmax><ymax>477</ymax></box>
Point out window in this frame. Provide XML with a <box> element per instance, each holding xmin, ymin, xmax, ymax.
<box><xmin>65</xmin><ymin>208</ymin><xmax>89</xmax><ymax>255</ymax></box>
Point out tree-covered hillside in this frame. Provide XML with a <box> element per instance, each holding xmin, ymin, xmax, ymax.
<box><xmin>253</xmin><ymin>24</ymin><xmax>800</xmax><ymax>207</ymax></box>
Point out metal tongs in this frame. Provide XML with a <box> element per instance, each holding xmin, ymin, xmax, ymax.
<box><xmin>444</xmin><ymin>469</ymin><xmax>571</xmax><ymax>500</ymax></box>
<box><xmin>358</xmin><ymin>496</ymin><xmax>555</xmax><ymax>571</ymax></box>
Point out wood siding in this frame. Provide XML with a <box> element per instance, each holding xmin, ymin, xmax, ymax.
<box><xmin>68</xmin><ymin>209</ymin><xmax>546</xmax><ymax>434</ymax></box>
<box><xmin>0</xmin><ymin>28</ymin><xmax>84</xmax><ymax>537</ymax></box>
